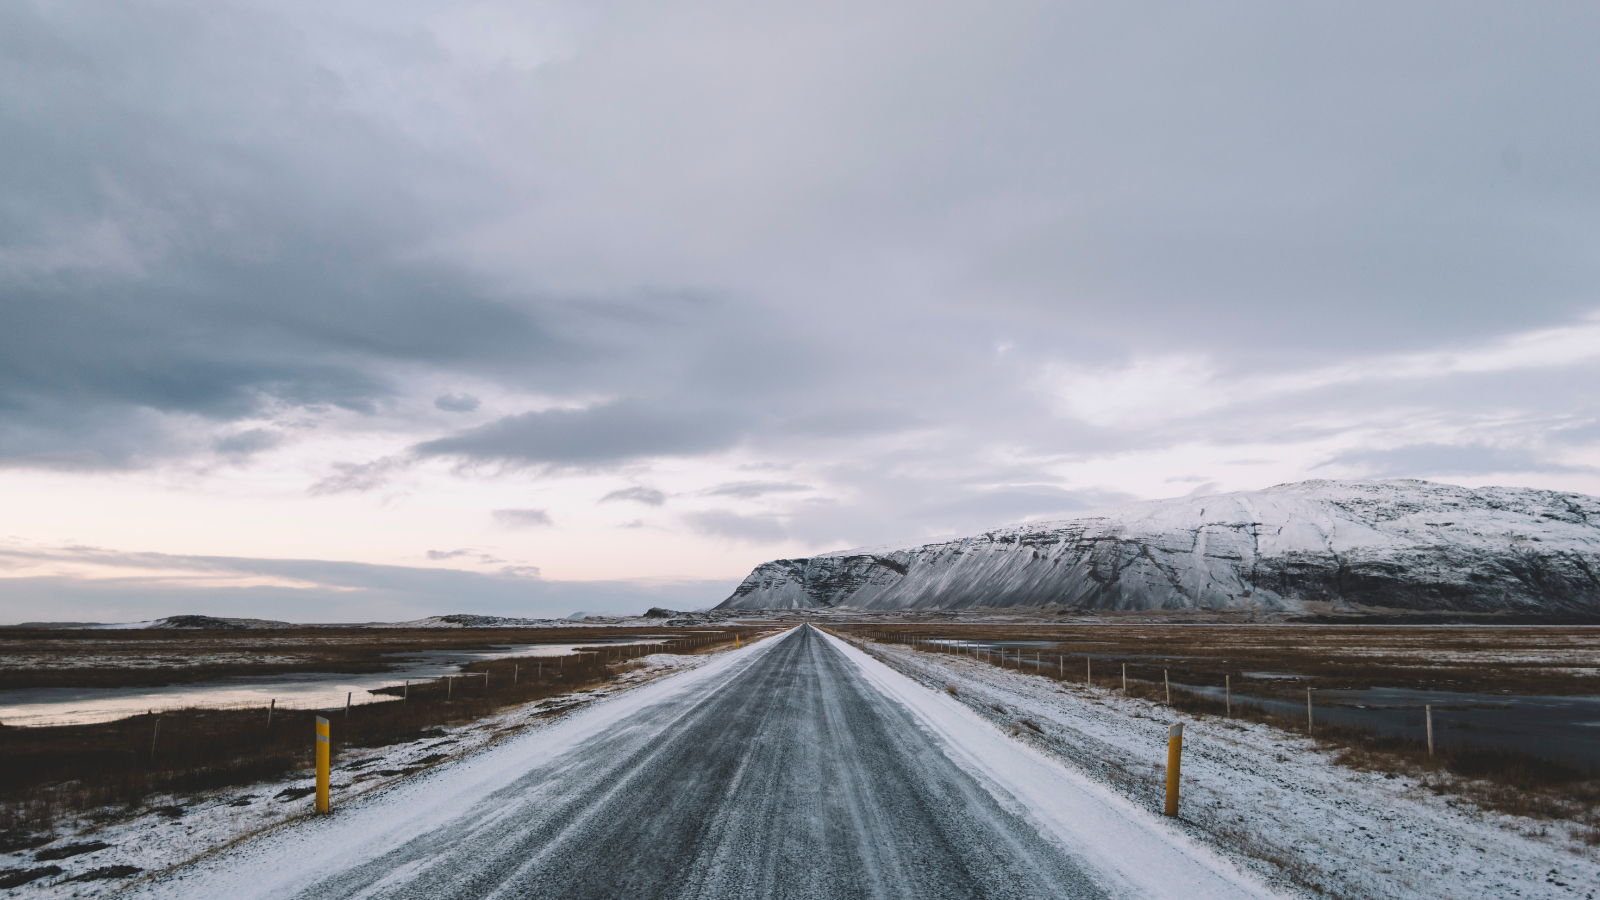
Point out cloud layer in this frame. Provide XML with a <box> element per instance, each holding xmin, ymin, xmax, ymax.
<box><xmin>2</xmin><ymin>0</ymin><xmax>1598</xmax><ymax>620</ymax></box>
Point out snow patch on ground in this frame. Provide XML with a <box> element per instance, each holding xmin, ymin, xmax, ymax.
<box><xmin>860</xmin><ymin>640</ymin><xmax>1599</xmax><ymax>900</ymax></box>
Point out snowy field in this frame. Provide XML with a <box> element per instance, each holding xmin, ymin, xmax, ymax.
<box><xmin>859</xmin><ymin>639</ymin><xmax>1598</xmax><ymax>900</ymax></box>
<box><xmin>100</xmin><ymin>626</ymin><xmax>1270</xmax><ymax>900</ymax></box>
<box><xmin>7</xmin><ymin>627</ymin><xmax>1277</xmax><ymax>900</ymax></box>
<box><xmin>6</xmin><ymin>626</ymin><xmax>1593</xmax><ymax>899</ymax></box>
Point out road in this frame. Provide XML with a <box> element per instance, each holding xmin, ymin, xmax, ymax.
<box><xmin>131</xmin><ymin>626</ymin><xmax>1271</xmax><ymax>900</ymax></box>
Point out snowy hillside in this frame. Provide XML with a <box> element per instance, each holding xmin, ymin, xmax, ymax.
<box><xmin>716</xmin><ymin>480</ymin><xmax>1600</xmax><ymax>614</ymax></box>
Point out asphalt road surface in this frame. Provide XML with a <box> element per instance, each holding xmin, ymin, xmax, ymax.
<box><xmin>134</xmin><ymin>626</ymin><xmax>1267</xmax><ymax>899</ymax></box>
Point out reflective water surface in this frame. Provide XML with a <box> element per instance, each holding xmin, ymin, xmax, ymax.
<box><xmin>0</xmin><ymin>640</ymin><xmax>666</xmax><ymax>727</ymax></box>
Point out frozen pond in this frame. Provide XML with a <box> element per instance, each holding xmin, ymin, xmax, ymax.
<box><xmin>0</xmin><ymin>640</ymin><xmax>665</xmax><ymax>727</ymax></box>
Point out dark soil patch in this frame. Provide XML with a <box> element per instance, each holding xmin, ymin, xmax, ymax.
<box><xmin>35</xmin><ymin>840</ymin><xmax>109</xmax><ymax>861</ymax></box>
<box><xmin>0</xmin><ymin>865</ymin><xmax>61</xmax><ymax>888</ymax></box>
<box><xmin>0</xmin><ymin>830</ymin><xmax>50</xmax><ymax>853</ymax></box>
<box><xmin>64</xmin><ymin>864</ymin><xmax>143</xmax><ymax>882</ymax></box>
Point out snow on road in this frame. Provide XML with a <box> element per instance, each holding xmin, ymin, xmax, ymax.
<box><xmin>862</xmin><ymin>639</ymin><xmax>1600</xmax><ymax>900</ymax></box>
<box><xmin>113</xmin><ymin>625</ymin><xmax>1274</xmax><ymax>900</ymax></box>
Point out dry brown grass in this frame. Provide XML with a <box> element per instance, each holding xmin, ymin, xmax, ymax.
<box><xmin>0</xmin><ymin>626</ymin><xmax>746</xmax><ymax>690</ymax></box>
<box><xmin>846</xmin><ymin>623</ymin><xmax>1600</xmax><ymax>696</ymax></box>
<box><xmin>0</xmin><ymin>629</ymin><xmax>756</xmax><ymax>834</ymax></box>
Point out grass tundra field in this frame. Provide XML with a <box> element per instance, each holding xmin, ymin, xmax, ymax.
<box><xmin>0</xmin><ymin>626</ymin><xmax>758</xmax><ymax>836</ymax></box>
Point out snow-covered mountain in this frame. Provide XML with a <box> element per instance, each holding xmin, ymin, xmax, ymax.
<box><xmin>715</xmin><ymin>480</ymin><xmax>1600</xmax><ymax>615</ymax></box>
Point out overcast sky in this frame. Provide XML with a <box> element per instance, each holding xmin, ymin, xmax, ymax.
<box><xmin>3</xmin><ymin>0</ymin><xmax>1599</xmax><ymax>623</ymax></box>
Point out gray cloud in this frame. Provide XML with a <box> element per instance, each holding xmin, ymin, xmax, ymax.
<box><xmin>213</xmin><ymin>428</ymin><xmax>284</xmax><ymax>459</ymax></box>
<box><xmin>424</xmin><ymin>548</ymin><xmax>507</xmax><ymax>565</ymax></box>
<box><xmin>309</xmin><ymin>456</ymin><xmax>409</xmax><ymax>495</ymax></box>
<box><xmin>491</xmin><ymin>508</ymin><xmax>554</xmax><ymax>529</ymax></box>
<box><xmin>434</xmin><ymin>393</ymin><xmax>482</xmax><ymax>413</ymax></box>
<box><xmin>702</xmin><ymin>481</ymin><xmax>811</xmax><ymax>500</ymax></box>
<box><xmin>417</xmin><ymin>401</ymin><xmax>752</xmax><ymax>468</ymax></box>
<box><xmin>917</xmin><ymin>486</ymin><xmax>1139</xmax><ymax>525</ymax></box>
<box><xmin>600</xmin><ymin>486</ymin><xmax>668</xmax><ymax>506</ymax></box>
<box><xmin>683</xmin><ymin>510</ymin><xmax>789</xmax><ymax>544</ymax></box>
<box><xmin>2</xmin><ymin>0</ymin><xmax>1599</xmax><ymax>602</ymax></box>
<box><xmin>1318</xmin><ymin>444</ymin><xmax>1597</xmax><ymax>478</ymax></box>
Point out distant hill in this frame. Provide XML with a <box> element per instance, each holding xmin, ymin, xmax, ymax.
<box><xmin>90</xmin><ymin>615</ymin><xmax>293</xmax><ymax>629</ymax></box>
<box><xmin>716</xmin><ymin>480</ymin><xmax>1600</xmax><ymax>616</ymax></box>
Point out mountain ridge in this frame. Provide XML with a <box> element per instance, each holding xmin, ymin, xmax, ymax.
<box><xmin>714</xmin><ymin>479</ymin><xmax>1600</xmax><ymax>615</ymax></box>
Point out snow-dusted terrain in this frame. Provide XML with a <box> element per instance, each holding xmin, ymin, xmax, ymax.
<box><xmin>718</xmin><ymin>480</ymin><xmax>1600</xmax><ymax>614</ymax></box>
<box><xmin>92</xmin><ymin>627</ymin><xmax>1273</xmax><ymax>900</ymax></box>
<box><xmin>862</xmin><ymin>639</ymin><xmax>1599</xmax><ymax>900</ymax></box>
<box><xmin>14</xmin><ymin>627</ymin><xmax>1587</xmax><ymax>899</ymax></box>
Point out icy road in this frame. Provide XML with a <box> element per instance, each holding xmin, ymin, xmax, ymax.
<box><xmin>129</xmin><ymin>626</ymin><xmax>1273</xmax><ymax>900</ymax></box>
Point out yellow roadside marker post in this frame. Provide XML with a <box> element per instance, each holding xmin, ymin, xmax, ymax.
<box><xmin>1164</xmin><ymin>723</ymin><xmax>1183</xmax><ymax>818</ymax></box>
<box><xmin>315</xmin><ymin>716</ymin><xmax>331</xmax><ymax>814</ymax></box>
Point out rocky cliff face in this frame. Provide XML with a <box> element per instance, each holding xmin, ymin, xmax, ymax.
<box><xmin>715</xmin><ymin>480</ymin><xmax>1600</xmax><ymax>614</ymax></box>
